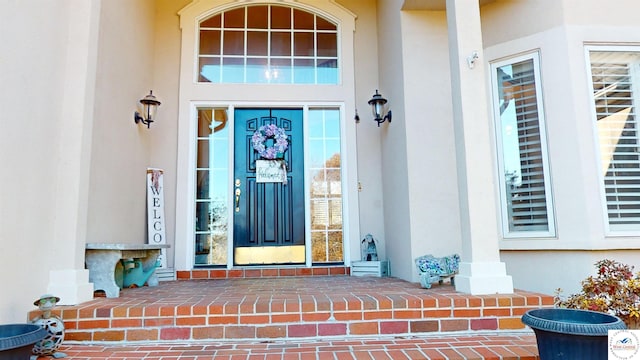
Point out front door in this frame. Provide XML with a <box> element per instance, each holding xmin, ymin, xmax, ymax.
<box><xmin>233</xmin><ymin>108</ymin><xmax>305</xmax><ymax>265</ymax></box>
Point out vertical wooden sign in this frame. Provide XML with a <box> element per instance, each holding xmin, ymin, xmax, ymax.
<box><xmin>147</xmin><ymin>168</ymin><xmax>167</xmax><ymax>268</ymax></box>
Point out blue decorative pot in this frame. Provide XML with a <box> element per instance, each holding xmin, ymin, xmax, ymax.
<box><xmin>522</xmin><ymin>308</ymin><xmax>626</xmax><ymax>360</ymax></box>
<box><xmin>0</xmin><ymin>324</ymin><xmax>47</xmax><ymax>360</ymax></box>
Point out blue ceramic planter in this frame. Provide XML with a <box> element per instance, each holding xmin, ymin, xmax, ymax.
<box><xmin>522</xmin><ymin>308</ymin><xmax>626</xmax><ymax>360</ymax></box>
<box><xmin>0</xmin><ymin>324</ymin><xmax>47</xmax><ymax>360</ymax></box>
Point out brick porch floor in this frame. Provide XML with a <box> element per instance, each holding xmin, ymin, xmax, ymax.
<box><xmin>47</xmin><ymin>276</ymin><xmax>553</xmax><ymax>343</ymax></box>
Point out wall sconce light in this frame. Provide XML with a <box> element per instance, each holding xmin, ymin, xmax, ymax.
<box><xmin>134</xmin><ymin>90</ymin><xmax>161</xmax><ymax>128</ymax></box>
<box><xmin>368</xmin><ymin>90</ymin><xmax>392</xmax><ymax>127</ymax></box>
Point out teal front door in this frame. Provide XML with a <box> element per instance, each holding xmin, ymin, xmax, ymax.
<box><xmin>233</xmin><ymin>108</ymin><xmax>305</xmax><ymax>264</ymax></box>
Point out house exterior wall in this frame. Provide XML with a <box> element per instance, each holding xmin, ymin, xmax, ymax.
<box><xmin>173</xmin><ymin>0</ymin><xmax>385</xmax><ymax>270</ymax></box>
<box><xmin>375</xmin><ymin>0</ymin><xmax>413</xmax><ymax>281</ymax></box>
<box><xmin>0</xmin><ymin>0</ymin><xmax>100</xmax><ymax>323</ymax></box>
<box><xmin>344</xmin><ymin>0</ymin><xmax>387</xmax><ymax>263</ymax></box>
<box><xmin>5</xmin><ymin>0</ymin><xmax>640</xmax><ymax>322</ymax></box>
<box><xmin>400</xmin><ymin>9</ymin><xmax>462</xmax><ymax>282</ymax></box>
<box><xmin>503</xmin><ymin>250</ymin><xmax>640</xmax><ymax>296</ymax></box>
<box><xmin>149</xmin><ymin>0</ymin><xmax>192</xmax><ymax>269</ymax></box>
<box><xmin>87</xmin><ymin>0</ymin><xmax>186</xmax><ymax>272</ymax></box>
<box><xmin>375</xmin><ymin>1</ymin><xmax>464</xmax><ymax>282</ymax></box>
<box><xmin>481</xmin><ymin>0</ymin><xmax>640</xmax><ymax>296</ymax></box>
<box><xmin>87</xmin><ymin>0</ymin><xmax>157</xmax><ymax>247</ymax></box>
<box><xmin>1</xmin><ymin>0</ymin><xmax>68</xmax><ymax>324</ymax></box>
<box><xmin>383</xmin><ymin>0</ymin><xmax>511</xmax><ymax>290</ymax></box>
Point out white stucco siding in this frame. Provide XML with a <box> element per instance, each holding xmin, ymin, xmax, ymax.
<box><xmin>480</xmin><ymin>0</ymin><xmax>564</xmax><ymax>48</ymax></box>
<box><xmin>0</xmin><ymin>1</ymin><xmax>98</xmax><ymax>323</ymax></box>
<box><xmin>481</xmin><ymin>0</ymin><xmax>640</xmax><ymax>294</ymax></box>
<box><xmin>400</xmin><ymin>10</ymin><xmax>462</xmax><ymax>282</ymax></box>
<box><xmin>87</xmin><ymin>0</ymin><xmax>189</xmax><ymax>270</ymax></box>
<box><xmin>503</xmin><ymin>250</ymin><xmax>640</xmax><ymax>296</ymax></box>
<box><xmin>0</xmin><ymin>0</ymin><xmax>67</xmax><ymax>324</ymax></box>
<box><xmin>339</xmin><ymin>0</ymin><xmax>387</xmax><ymax>262</ymax></box>
<box><xmin>561</xmin><ymin>0</ymin><xmax>640</xmax><ymax>26</ymax></box>
<box><xmin>375</xmin><ymin>0</ymin><xmax>414</xmax><ymax>280</ymax></box>
<box><xmin>150</xmin><ymin>0</ymin><xmax>192</xmax><ymax>267</ymax></box>
<box><xmin>87</xmin><ymin>0</ymin><xmax>158</xmax><ymax>247</ymax></box>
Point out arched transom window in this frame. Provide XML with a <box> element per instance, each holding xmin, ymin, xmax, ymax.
<box><xmin>198</xmin><ymin>5</ymin><xmax>338</xmax><ymax>84</ymax></box>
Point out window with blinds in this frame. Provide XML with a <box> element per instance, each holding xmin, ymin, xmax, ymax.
<box><xmin>589</xmin><ymin>49</ymin><xmax>640</xmax><ymax>231</ymax></box>
<box><xmin>491</xmin><ymin>53</ymin><xmax>555</xmax><ymax>237</ymax></box>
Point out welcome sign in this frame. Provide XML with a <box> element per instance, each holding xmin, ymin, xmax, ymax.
<box><xmin>146</xmin><ymin>168</ymin><xmax>167</xmax><ymax>268</ymax></box>
<box><xmin>256</xmin><ymin>160</ymin><xmax>287</xmax><ymax>184</ymax></box>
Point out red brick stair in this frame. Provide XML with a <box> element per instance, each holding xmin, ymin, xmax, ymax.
<box><xmin>36</xmin><ymin>270</ymin><xmax>554</xmax><ymax>344</ymax></box>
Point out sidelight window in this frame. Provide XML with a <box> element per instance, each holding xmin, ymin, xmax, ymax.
<box><xmin>309</xmin><ymin>108</ymin><xmax>343</xmax><ymax>262</ymax></box>
<box><xmin>194</xmin><ymin>108</ymin><xmax>229</xmax><ymax>266</ymax></box>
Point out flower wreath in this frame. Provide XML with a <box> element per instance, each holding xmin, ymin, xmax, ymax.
<box><xmin>251</xmin><ymin>124</ymin><xmax>289</xmax><ymax>159</ymax></box>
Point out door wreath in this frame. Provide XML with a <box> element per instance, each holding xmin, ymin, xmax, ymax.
<box><xmin>251</xmin><ymin>124</ymin><xmax>289</xmax><ymax>159</ymax></box>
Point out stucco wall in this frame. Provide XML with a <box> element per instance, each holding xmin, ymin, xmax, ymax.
<box><xmin>400</xmin><ymin>10</ymin><xmax>462</xmax><ymax>282</ymax></box>
<box><xmin>375</xmin><ymin>0</ymin><xmax>414</xmax><ymax>280</ymax></box>
<box><xmin>503</xmin><ymin>250</ymin><xmax>640</xmax><ymax>296</ymax></box>
<box><xmin>338</xmin><ymin>0</ymin><xmax>387</xmax><ymax>262</ymax></box>
<box><xmin>481</xmin><ymin>0</ymin><xmax>640</xmax><ymax>294</ymax></box>
<box><xmin>0</xmin><ymin>1</ymin><xmax>98</xmax><ymax>323</ymax></box>
<box><xmin>561</xmin><ymin>0</ymin><xmax>640</xmax><ymax>26</ymax></box>
<box><xmin>87</xmin><ymin>0</ymin><xmax>188</xmax><ymax>270</ymax></box>
<box><xmin>0</xmin><ymin>0</ymin><xmax>67</xmax><ymax>324</ymax></box>
<box><xmin>87</xmin><ymin>0</ymin><xmax>157</xmax><ymax>246</ymax></box>
<box><xmin>480</xmin><ymin>0</ymin><xmax>563</xmax><ymax>47</ymax></box>
<box><xmin>149</xmin><ymin>0</ymin><xmax>191</xmax><ymax>268</ymax></box>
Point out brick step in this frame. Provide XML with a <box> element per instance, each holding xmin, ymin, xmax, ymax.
<box><xmin>58</xmin><ymin>334</ymin><xmax>541</xmax><ymax>359</ymax></box>
<box><xmin>35</xmin><ymin>275</ymin><xmax>554</xmax><ymax>343</ymax></box>
<box><xmin>176</xmin><ymin>265</ymin><xmax>350</xmax><ymax>280</ymax></box>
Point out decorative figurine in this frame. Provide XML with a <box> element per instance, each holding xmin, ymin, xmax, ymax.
<box><xmin>415</xmin><ymin>254</ymin><xmax>461</xmax><ymax>289</ymax></box>
<box><xmin>30</xmin><ymin>294</ymin><xmax>66</xmax><ymax>359</ymax></box>
<box><xmin>361</xmin><ymin>234</ymin><xmax>379</xmax><ymax>261</ymax></box>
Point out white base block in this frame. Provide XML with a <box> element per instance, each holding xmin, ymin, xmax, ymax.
<box><xmin>454</xmin><ymin>261</ymin><xmax>514</xmax><ymax>295</ymax></box>
<box><xmin>47</xmin><ymin>269</ymin><xmax>94</xmax><ymax>305</ymax></box>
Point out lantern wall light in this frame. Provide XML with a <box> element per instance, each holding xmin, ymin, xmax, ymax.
<box><xmin>368</xmin><ymin>90</ymin><xmax>392</xmax><ymax>127</ymax></box>
<box><xmin>134</xmin><ymin>90</ymin><xmax>161</xmax><ymax>129</ymax></box>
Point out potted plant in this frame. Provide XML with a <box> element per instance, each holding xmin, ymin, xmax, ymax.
<box><xmin>522</xmin><ymin>308</ymin><xmax>625</xmax><ymax>360</ymax></box>
<box><xmin>556</xmin><ymin>259</ymin><xmax>640</xmax><ymax>329</ymax></box>
<box><xmin>521</xmin><ymin>259</ymin><xmax>637</xmax><ymax>359</ymax></box>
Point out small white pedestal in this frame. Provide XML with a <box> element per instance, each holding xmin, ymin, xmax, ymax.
<box><xmin>351</xmin><ymin>260</ymin><xmax>390</xmax><ymax>277</ymax></box>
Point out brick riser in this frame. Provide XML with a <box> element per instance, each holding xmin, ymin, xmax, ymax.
<box><xmin>176</xmin><ymin>266</ymin><xmax>350</xmax><ymax>279</ymax></box>
<box><xmin>35</xmin><ymin>275</ymin><xmax>554</xmax><ymax>343</ymax></box>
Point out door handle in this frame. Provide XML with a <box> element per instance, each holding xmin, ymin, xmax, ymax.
<box><xmin>235</xmin><ymin>188</ymin><xmax>241</xmax><ymax>212</ymax></box>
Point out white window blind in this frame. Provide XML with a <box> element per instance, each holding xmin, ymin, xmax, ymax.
<box><xmin>492</xmin><ymin>54</ymin><xmax>555</xmax><ymax>236</ymax></box>
<box><xmin>589</xmin><ymin>50</ymin><xmax>640</xmax><ymax>231</ymax></box>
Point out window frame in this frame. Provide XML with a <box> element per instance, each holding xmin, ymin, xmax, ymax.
<box><xmin>307</xmin><ymin>107</ymin><xmax>344</xmax><ymax>263</ymax></box>
<box><xmin>490</xmin><ymin>51</ymin><xmax>557</xmax><ymax>239</ymax></box>
<box><xmin>196</xmin><ymin>4</ymin><xmax>340</xmax><ymax>85</ymax></box>
<box><xmin>586</xmin><ymin>45</ymin><xmax>640</xmax><ymax>236</ymax></box>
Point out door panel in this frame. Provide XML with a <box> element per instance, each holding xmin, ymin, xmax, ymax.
<box><xmin>233</xmin><ymin>108</ymin><xmax>304</xmax><ymax>264</ymax></box>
